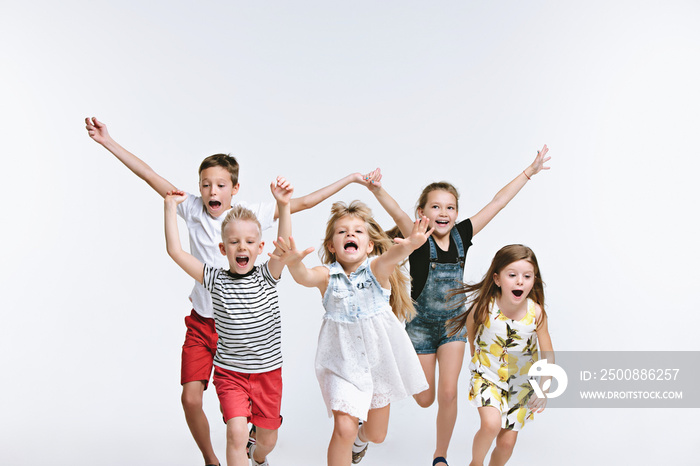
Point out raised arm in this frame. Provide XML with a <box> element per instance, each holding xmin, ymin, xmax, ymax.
<box><xmin>85</xmin><ymin>117</ymin><xmax>176</xmax><ymax>198</ymax></box>
<box><xmin>469</xmin><ymin>145</ymin><xmax>550</xmax><ymax>236</ymax></box>
<box><xmin>362</xmin><ymin>168</ymin><xmax>414</xmax><ymax>237</ymax></box>
<box><xmin>268</xmin><ymin>177</ymin><xmax>294</xmax><ymax>279</ymax></box>
<box><xmin>280</xmin><ymin>172</ymin><xmax>365</xmax><ymax>218</ymax></box>
<box><xmin>164</xmin><ymin>191</ymin><xmax>204</xmax><ymax>283</ymax></box>
<box><xmin>270</xmin><ymin>236</ymin><xmax>329</xmax><ymax>294</ymax></box>
<box><xmin>371</xmin><ymin>216</ymin><xmax>433</xmax><ymax>285</ymax></box>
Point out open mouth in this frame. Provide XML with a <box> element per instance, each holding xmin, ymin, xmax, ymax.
<box><xmin>209</xmin><ymin>200</ymin><xmax>222</xmax><ymax>209</ymax></box>
<box><xmin>344</xmin><ymin>240</ymin><xmax>358</xmax><ymax>252</ymax></box>
<box><xmin>235</xmin><ymin>255</ymin><xmax>249</xmax><ymax>267</ymax></box>
<box><xmin>435</xmin><ymin>220</ymin><xmax>450</xmax><ymax>227</ymax></box>
<box><xmin>512</xmin><ymin>290</ymin><xmax>524</xmax><ymax>298</ymax></box>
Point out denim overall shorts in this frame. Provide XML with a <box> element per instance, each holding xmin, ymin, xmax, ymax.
<box><xmin>405</xmin><ymin>228</ymin><xmax>468</xmax><ymax>354</ymax></box>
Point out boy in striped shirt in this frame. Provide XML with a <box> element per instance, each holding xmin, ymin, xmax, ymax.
<box><xmin>164</xmin><ymin>178</ymin><xmax>293</xmax><ymax>466</ymax></box>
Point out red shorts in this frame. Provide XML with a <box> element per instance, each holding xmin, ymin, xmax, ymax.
<box><xmin>213</xmin><ymin>366</ymin><xmax>283</xmax><ymax>430</ymax></box>
<box><xmin>181</xmin><ymin>310</ymin><xmax>218</xmax><ymax>388</ymax></box>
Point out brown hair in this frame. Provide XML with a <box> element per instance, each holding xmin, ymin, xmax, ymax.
<box><xmin>221</xmin><ymin>205</ymin><xmax>261</xmax><ymax>241</ymax></box>
<box><xmin>199</xmin><ymin>153</ymin><xmax>240</xmax><ymax>186</ymax></box>
<box><xmin>415</xmin><ymin>181</ymin><xmax>460</xmax><ymax>217</ymax></box>
<box><xmin>448</xmin><ymin>244</ymin><xmax>547</xmax><ymax>335</ymax></box>
<box><xmin>321</xmin><ymin>201</ymin><xmax>416</xmax><ymax>321</ymax></box>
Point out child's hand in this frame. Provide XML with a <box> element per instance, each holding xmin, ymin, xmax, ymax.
<box><xmin>271</xmin><ymin>176</ymin><xmax>294</xmax><ymax>204</ymax></box>
<box><xmin>85</xmin><ymin>117</ymin><xmax>111</xmax><ymax>145</ymax></box>
<box><xmin>269</xmin><ymin>236</ymin><xmax>314</xmax><ymax>266</ymax></box>
<box><xmin>527</xmin><ymin>392</ymin><xmax>547</xmax><ymax>413</ymax></box>
<box><xmin>165</xmin><ymin>190</ymin><xmax>188</xmax><ymax>206</ymax></box>
<box><xmin>527</xmin><ymin>144</ymin><xmax>551</xmax><ymax>177</ymax></box>
<box><xmin>359</xmin><ymin>168</ymin><xmax>382</xmax><ymax>193</ymax></box>
<box><xmin>394</xmin><ymin>216</ymin><xmax>434</xmax><ymax>250</ymax></box>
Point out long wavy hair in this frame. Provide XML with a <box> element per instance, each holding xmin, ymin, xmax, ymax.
<box><xmin>320</xmin><ymin>201</ymin><xmax>415</xmax><ymax>322</ymax></box>
<box><xmin>447</xmin><ymin>244</ymin><xmax>546</xmax><ymax>336</ymax></box>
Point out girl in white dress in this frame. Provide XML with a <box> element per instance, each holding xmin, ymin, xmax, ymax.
<box><xmin>272</xmin><ymin>201</ymin><xmax>430</xmax><ymax>466</ymax></box>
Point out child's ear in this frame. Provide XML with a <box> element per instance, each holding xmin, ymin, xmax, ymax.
<box><xmin>493</xmin><ymin>273</ymin><xmax>500</xmax><ymax>287</ymax></box>
<box><xmin>258</xmin><ymin>241</ymin><xmax>265</xmax><ymax>254</ymax></box>
<box><xmin>366</xmin><ymin>240</ymin><xmax>374</xmax><ymax>254</ymax></box>
<box><xmin>327</xmin><ymin>241</ymin><xmax>336</xmax><ymax>253</ymax></box>
<box><xmin>219</xmin><ymin>242</ymin><xmax>226</xmax><ymax>256</ymax></box>
<box><xmin>232</xmin><ymin>183</ymin><xmax>240</xmax><ymax>195</ymax></box>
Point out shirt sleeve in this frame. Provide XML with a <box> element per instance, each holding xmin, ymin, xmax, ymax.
<box><xmin>176</xmin><ymin>191</ymin><xmax>200</xmax><ymax>221</ymax></box>
<box><xmin>259</xmin><ymin>261</ymin><xmax>281</xmax><ymax>286</ymax></box>
<box><xmin>456</xmin><ymin>218</ymin><xmax>474</xmax><ymax>247</ymax></box>
<box><xmin>202</xmin><ymin>263</ymin><xmax>220</xmax><ymax>293</ymax></box>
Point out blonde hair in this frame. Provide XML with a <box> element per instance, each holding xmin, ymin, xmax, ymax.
<box><xmin>321</xmin><ymin>201</ymin><xmax>416</xmax><ymax>321</ymax></box>
<box><xmin>221</xmin><ymin>205</ymin><xmax>261</xmax><ymax>241</ymax></box>
<box><xmin>448</xmin><ymin>244</ymin><xmax>547</xmax><ymax>335</ymax></box>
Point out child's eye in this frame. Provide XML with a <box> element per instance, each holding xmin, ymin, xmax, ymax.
<box><xmin>448</xmin><ymin>206</ymin><xmax>455</xmax><ymax>210</ymax></box>
<box><xmin>219</xmin><ymin>184</ymin><xmax>226</xmax><ymax>188</ymax></box>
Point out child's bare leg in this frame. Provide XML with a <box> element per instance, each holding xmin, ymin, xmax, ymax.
<box><xmin>328</xmin><ymin>411</ymin><xmax>360</xmax><ymax>466</ymax></box>
<box><xmin>181</xmin><ymin>381</ymin><xmax>219</xmax><ymax>465</ymax></box>
<box><xmin>488</xmin><ymin>429</ymin><xmax>518</xmax><ymax>466</ymax></box>
<box><xmin>251</xmin><ymin>426</ymin><xmax>278</xmax><ymax>464</ymax></box>
<box><xmin>413</xmin><ymin>353</ymin><xmax>437</xmax><ymax>408</ymax></box>
<box><xmin>470</xmin><ymin>406</ymin><xmax>502</xmax><ymax>466</ymax></box>
<box><xmin>360</xmin><ymin>405</ymin><xmax>390</xmax><ymax>444</ymax></box>
<box><xmin>434</xmin><ymin>341</ymin><xmax>465</xmax><ymax>462</ymax></box>
<box><xmin>225</xmin><ymin>416</ymin><xmax>249</xmax><ymax>466</ymax></box>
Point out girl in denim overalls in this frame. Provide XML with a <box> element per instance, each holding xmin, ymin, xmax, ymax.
<box><xmin>363</xmin><ymin>145</ymin><xmax>551</xmax><ymax>466</ymax></box>
<box><xmin>272</xmin><ymin>201</ymin><xmax>431</xmax><ymax>466</ymax></box>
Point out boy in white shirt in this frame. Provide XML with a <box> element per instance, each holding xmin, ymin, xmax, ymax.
<box><xmin>86</xmin><ymin>117</ymin><xmax>368</xmax><ymax>466</ymax></box>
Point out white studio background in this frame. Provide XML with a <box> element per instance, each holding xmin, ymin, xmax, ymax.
<box><xmin>1</xmin><ymin>1</ymin><xmax>698</xmax><ymax>464</ymax></box>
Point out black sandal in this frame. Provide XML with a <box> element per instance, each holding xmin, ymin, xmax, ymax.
<box><xmin>432</xmin><ymin>457</ymin><xmax>448</xmax><ymax>466</ymax></box>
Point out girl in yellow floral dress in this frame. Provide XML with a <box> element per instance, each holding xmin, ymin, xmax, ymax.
<box><xmin>448</xmin><ymin>245</ymin><xmax>554</xmax><ymax>466</ymax></box>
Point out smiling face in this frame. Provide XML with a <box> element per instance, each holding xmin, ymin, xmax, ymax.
<box><xmin>327</xmin><ymin>215</ymin><xmax>374</xmax><ymax>272</ymax></box>
<box><xmin>417</xmin><ymin>189</ymin><xmax>458</xmax><ymax>238</ymax></box>
<box><xmin>219</xmin><ymin>219</ymin><xmax>264</xmax><ymax>274</ymax></box>
<box><xmin>493</xmin><ymin>259</ymin><xmax>536</xmax><ymax>309</ymax></box>
<box><xmin>199</xmin><ymin>166</ymin><xmax>240</xmax><ymax>218</ymax></box>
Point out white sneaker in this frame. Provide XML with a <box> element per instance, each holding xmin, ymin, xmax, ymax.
<box><xmin>248</xmin><ymin>443</ymin><xmax>270</xmax><ymax>466</ymax></box>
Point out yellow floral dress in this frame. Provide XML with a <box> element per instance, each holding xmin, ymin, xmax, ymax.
<box><xmin>468</xmin><ymin>298</ymin><xmax>539</xmax><ymax>431</ymax></box>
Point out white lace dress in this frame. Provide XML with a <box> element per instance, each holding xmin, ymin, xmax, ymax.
<box><xmin>315</xmin><ymin>258</ymin><xmax>428</xmax><ymax>421</ymax></box>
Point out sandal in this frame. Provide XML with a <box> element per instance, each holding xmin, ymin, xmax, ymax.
<box><xmin>246</xmin><ymin>425</ymin><xmax>257</xmax><ymax>458</ymax></box>
<box><xmin>432</xmin><ymin>457</ymin><xmax>448</xmax><ymax>466</ymax></box>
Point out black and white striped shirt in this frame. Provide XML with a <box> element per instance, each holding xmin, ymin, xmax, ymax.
<box><xmin>203</xmin><ymin>262</ymin><xmax>282</xmax><ymax>373</ymax></box>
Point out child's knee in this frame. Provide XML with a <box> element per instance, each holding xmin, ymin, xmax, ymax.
<box><xmin>333</xmin><ymin>414</ymin><xmax>359</xmax><ymax>442</ymax></box>
<box><xmin>255</xmin><ymin>428</ymin><xmax>278</xmax><ymax>451</ymax></box>
<box><xmin>496</xmin><ymin>432</ymin><xmax>518</xmax><ymax>452</ymax></box>
<box><xmin>437</xmin><ymin>385</ymin><xmax>458</xmax><ymax>404</ymax></box>
<box><xmin>479</xmin><ymin>419</ymin><xmax>502</xmax><ymax>438</ymax></box>
<box><xmin>362</xmin><ymin>426</ymin><xmax>387</xmax><ymax>444</ymax></box>
<box><xmin>180</xmin><ymin>388</ymin><xmax>203</xmax><ymax>411</ymax></box>
<box><xmin>226</xmin><ymin>420</ymin><xmax>249</xmax><ymax>451</ymax></box>
<box><xmin>414</xmin><ymin>389</ymin><xmax>436</xmax><ymax>408</ymax></box>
